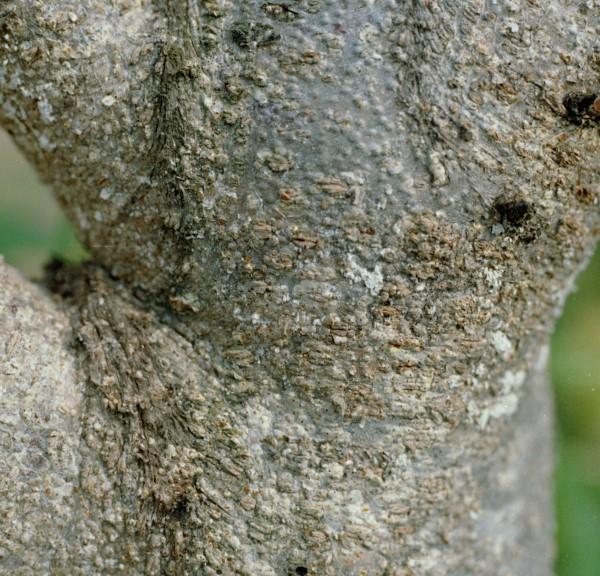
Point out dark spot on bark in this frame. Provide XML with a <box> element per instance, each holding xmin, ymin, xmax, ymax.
<box><xmin>262</xmin><ymin>3</ymin><xmax>301</xmax><ymax>21</ymax></box>
<box><xmin>491</xmin><ymin>195</ymin><xmax>545</xmax><ymax>243</ymax></box>
<box><xmin>231</xmin><ymin>22</ymin><xmax>280</xmax><ymax>49</ymax></box>
<box><xmin>231</xmin><ymin>23</ymin><xmax>252</xmax><ymax>48</ymax></box>
<box><xmin>562</xmin><ymin>91</ymin><xmax>600</xmax><ymax>125</ymax></box>
<box><xmin>170</xmin><ymin>498</ymin><xmax>188</xmax><ymax>521</ymax></box>
<box><xmin>492</xmin><ymin>197</ymin><xmax>531</xmax><ymax>227</ymax></box>
<box><xmin>573</xmin><ymin>185</ymin><xmax>597</xmax><ymax>205</ymax></box>
<box><xmin>44</xmin><ymin>257</ymin><xmax>78</xmax><ymax>298</ymax></box>
<box><xmin>0</xmin><ymin>8</ymin><xmax>17</xmax><ymax>37</ymax></box>
<box><xmin>295</xmin><ymin>567</ymin><xmax>308</xmax><ymax>575</ymax></box>
<box><xmin>458</xmin><ymin>125</ymin><xmax>473</xmax><ymax>141</ymax></box>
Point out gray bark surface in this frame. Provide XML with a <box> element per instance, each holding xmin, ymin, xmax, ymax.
<box><xmin>1</xmin><ymin>1</ymin><xmax>599</xmax><ymax>574</ymax></box>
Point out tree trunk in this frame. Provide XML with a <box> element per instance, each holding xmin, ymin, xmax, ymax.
<box><xmin>1</xmin><ymin>1</ymin><xmax>598</xmax><ymax>574</ymax></box>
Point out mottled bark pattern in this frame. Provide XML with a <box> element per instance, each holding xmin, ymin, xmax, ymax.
<box><xmin>0</xmin><ymin>261</ymin><xmax>80</xmax><ymax>573</ymax></box>
<box><xmin>1</xmin><ymin>0</ymin><xmax>600</xmax><ymax>574</ymax></box>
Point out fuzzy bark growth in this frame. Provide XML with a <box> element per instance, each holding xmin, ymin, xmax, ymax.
<box><xmin>1</xmin><ymin>1</ymin><xmax>599</xmax><ymax>575</ymax></box>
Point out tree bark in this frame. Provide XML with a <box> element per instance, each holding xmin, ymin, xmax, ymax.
<box><xmin>1</xmin><ymin>1</ymin><xmax>599</xmax><ymax>574</ymax></box>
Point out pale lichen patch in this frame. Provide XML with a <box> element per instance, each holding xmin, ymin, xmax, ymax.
<box><xmin>479</xmin><ymin>393</ymin><xmax>520</xmax><ymax>429</ymax></box>
<box><xmin>491</xmin><ymin>330</ymin><xmax>513</xmax><ymax>360</ymax></box>
<box><xmin>345</xmin><ymin>254</ymin><xmax>384</xmax><ymax>296</ymax></box>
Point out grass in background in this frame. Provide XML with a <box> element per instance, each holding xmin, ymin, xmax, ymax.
<box><xmin>0</xmin><ymin>131</ymin><xmax>86</xmax><ymax>277</ymax></box>
<box><xmin>1</xmin><ymin>129</ymin><xmax>600</xmax><ymax>573</ymax></box>
<box><xmin>552</xmin><ymin>249</ymin><xmax>600</xmax><ymax>576</ymax></box>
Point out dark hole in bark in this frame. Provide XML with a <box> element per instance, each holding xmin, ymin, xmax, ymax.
<box><xmin>562</xmin><ymin>92</ymin><xmax>600</xmax><ymax>125</ymax></box>
<box><xmin>295</xmin><ymin>567</ymin><xmax>308</xmax><ymax>575</ymax></box>
<box><xmin>231</xmin><ymin>23</ymin><xmax>251</xmax><ymax>48</ymax></box>
<box><xmin>492</xmin><ymin>198</ymin><xmax>531</xmax><ymax>227</ymax></box>
<box><xmin>170</xmin><ymin>498</ymin><xmax>188</xmax><ymax>521</ymax></box>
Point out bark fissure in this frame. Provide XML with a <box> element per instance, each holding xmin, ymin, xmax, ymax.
<box><xmin>47</xmin><ymin>262</ymin><xmax>260</xmax><ymax>574</ymax></box>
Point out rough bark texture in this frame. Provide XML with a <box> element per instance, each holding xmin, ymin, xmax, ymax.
<box><xmin>1</xmin><ymin>1</ymin><xmax>600</xmax><ymax>574</ymax></box>
<box><xmin>0</xmin><ymin>260</ymin><xmax>81</xmax><ymax>572</ymax></box>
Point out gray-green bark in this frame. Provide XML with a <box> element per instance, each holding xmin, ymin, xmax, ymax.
<box><xmin>1</xmin><ymin>1</ymin><xmax>599</xmax><ymax>574</ymax></box>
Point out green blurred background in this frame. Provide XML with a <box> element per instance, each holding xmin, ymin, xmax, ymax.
<box><xmin>0</xmin><ymin>132</ymin><xmax>86</xmax><ymax>274</ymax></box>
<box><xmin>1</xmin><ymin>130</ymin><xmax>599</xmax><ymax>573</ymax></box>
